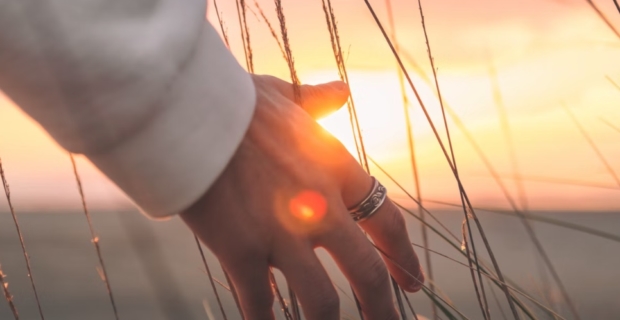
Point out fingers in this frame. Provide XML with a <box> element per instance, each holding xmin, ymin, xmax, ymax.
<box><xmin>258</xmin><ymin>75</ymin><xmax>350</xmax><ymax>119</ymax></box>
<box><xmin>272</xmin><ymin>242</ymin><xmax>340</xmax><ymax>320</ymax></box>
<box><xmin>341</xmin><ymin>168</ymin><xmax>424</xmax><ymax>292</ymax></box>
<box><xmin>223</xmin><ymin>259</ymin><xmax>275</xmax><ymax>320</ymax></box>
<box><xmin>317</xmin><ymin>205</ymin><xmax>400</xmax><ymax>320</ymax></box>
<box><xmin>360</xmin><ymin>199</ymin><xmax>424</xmax><ymax>292</ymax></box>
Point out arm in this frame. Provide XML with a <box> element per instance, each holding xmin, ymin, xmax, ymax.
<box><xmin>0</xmin><ymin>1</ymin><xmax>425</xmax><ymax>318</ymax></box>
<box><xmin>0</xmin><ymin>0</ymin><xmax>255</xmax><ymax>217</ymax></box>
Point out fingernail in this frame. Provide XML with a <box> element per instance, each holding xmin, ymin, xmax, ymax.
<box><xmin>329</xmin><ymin>81</ymin><xmax>349</xmax><ymax>92</ymax></box>
<box><xmin>408</xmin><ymin>269</ymin><xmax>425</xmax><ymax>292</ymax></box>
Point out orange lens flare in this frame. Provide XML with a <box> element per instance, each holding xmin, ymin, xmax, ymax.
<box><xmin>289</xmin><ymin>190</ymin><xmax>327</xmax><ymax>223</ymax></box>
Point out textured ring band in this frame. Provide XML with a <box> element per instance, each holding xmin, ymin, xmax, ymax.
<box><xmin>348</xmin><ymin>177</ymin><xmax>387</xmax><ymax>222</ymax></box>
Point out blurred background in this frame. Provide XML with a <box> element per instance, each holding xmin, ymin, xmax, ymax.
<box><xmin>1</xmin><ymin>0</ymin><xmax>619</xmax><ymax>319</ymax></box>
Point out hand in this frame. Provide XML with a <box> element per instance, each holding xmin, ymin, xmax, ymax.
<box><xmin>180</xmin><ymin>75</ymin><xmax>424</xmax><ymax>320</ymax></box>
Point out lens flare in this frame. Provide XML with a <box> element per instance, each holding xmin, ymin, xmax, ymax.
<box><xmin>289</xmin><ymin>190</ymin><xmax>327</xmax><ymax>223</ymax></box>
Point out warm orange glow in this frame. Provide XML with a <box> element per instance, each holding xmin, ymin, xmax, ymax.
<box><xmin>289</xmin><ymin>190</ymin><xmax>327</xmax><ymax>223</ymax></box>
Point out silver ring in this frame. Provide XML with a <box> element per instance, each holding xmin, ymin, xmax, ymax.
<box><xmin>348</xmin><ymin>177</ymin><xmax>387</xmax><ymax>222</ymax></box>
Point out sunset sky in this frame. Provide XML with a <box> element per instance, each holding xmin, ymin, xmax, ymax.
<box><xmin>1</xmin><ymin>0</ymin><xmax>619</xmax><ymax>212</ymax></box>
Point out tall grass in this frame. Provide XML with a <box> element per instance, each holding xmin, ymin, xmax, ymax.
<box><xmin>563</xmin><ymin>105</ymin><xmax>620</xmax><ymax>187</ymax></box>
<box><xmin>69</xmin><ymin>155</ymin><xmax>119</xmax><ymax>320</ymax></box>
<box><xmin>361</xmin><ymin>1</ymin><xmax>522</xmax><ymax>318</ymax></box>
<box><xmin>383</xmin><ymin>0</ymin><xmax>437</xmax><ymax>318</ymax></box>
<box><xmin>2</xmin><ymin>0</ymin><xmax>619</xmax><ymax>319</ymax></box>
<box><xmin>0</xmin><ymin>157</ymin><xmax>45</xmax><ymax>320</ymax></box>
<box><xmin>0</xmin><ymin>263</ymin><xmax>19</xmax><ymax>320</ymax></box>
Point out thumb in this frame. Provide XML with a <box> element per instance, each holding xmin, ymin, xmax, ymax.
<box><xmin>298</xmin><ymin>81</ymin><xmax>350</xmax><ymax>119</ymax></box>
<box><xmin>259</xmin><ymin>75</ymin><xmax>350</xmax><ymax>119</ymax></box>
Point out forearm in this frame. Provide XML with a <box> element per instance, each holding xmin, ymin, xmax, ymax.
<box><xmin>0</xmin><ymin>0</ymin><xmax>256</xmax><ymax>217</ymax></box>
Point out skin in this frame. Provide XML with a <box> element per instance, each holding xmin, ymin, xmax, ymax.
<box><xmin>180</xmin><ymin>75</ymin><xmax>424</xmax><ymax>320</ymax></box>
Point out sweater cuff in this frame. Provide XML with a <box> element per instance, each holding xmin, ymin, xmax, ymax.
<box><xmin>87</xmin><ymin>23</ymin><xmax>255</xmax><ymax>218</ymax></box>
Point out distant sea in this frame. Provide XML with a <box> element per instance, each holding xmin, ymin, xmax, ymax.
<box><xmin>1</xmin><ymin>210</ymin><xmax>619</xmax><ymax>320</ymax></box>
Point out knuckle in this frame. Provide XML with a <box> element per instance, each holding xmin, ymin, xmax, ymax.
<box><xmin>363</xmin><ymin>256</ymin><xmax>390</xmax><ymax>291</ymax></box>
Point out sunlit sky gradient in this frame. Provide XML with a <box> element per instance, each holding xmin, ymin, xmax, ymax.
<box><xmin>1</xmin><ymin>0</ymin><xmax>619</xmax><ymax>212</ymax></box>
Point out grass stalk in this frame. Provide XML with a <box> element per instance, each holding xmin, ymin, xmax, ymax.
<box><xmin>487</xmin><ymin>57</ymin><xmax>528</xmax><ymax>212</ymax></box>
<box><xmin>223</xmin><ymin>270</ymin><xmax>245</xmax><ymax>319</ymax></box>
<box><xmin>614</xmin><ymin>0</ymin><xmax>620</xmax><ymax>14</ymax></box>
<box><xmin>371</xmin><ymin>158</ymin><xmax>549</xmax><ymax>319</ymax></box>
<box><xmin>361</xmin><ymin>1</ymin><xmax>519</xmax><ymax>317</ymax></box>
<box><xmin>271</xmin><ymin>2</ymin><xmax>304</xmax><ymax>318</ymax></box>
<box><xmin>424</xmin><ymin>199</ymin><xmax>620</xmax><ymax>243</ymax></box>
<box><xmin>213</xmin><ymin>0</ymin><xmax>230</xmax><ymax>47</ymax></box>
<box><xmin>394</xmin><ymin>203</ymin><xmax>549</xmax><ymax>320</ymax></box>
<box><xmin>583</xmin><ymin>0</ymin><xmax>620</xmax><ymax>39</ymax></box>
<box><xmin>606</xmin><ymin>75</ymin><xmax>620</xmax><ymax>91</ymax></box>
<box><xmin>383</xmin><ymin>0</ymin><xmax>437</xmax><ymax>318</ymax></box>
<box><xmin>498</xmin><ymin>174</ymin><xmax>620</xmax><ymax>190</ymax></box>
<box><xmin>0</xmin><ymin>157</ymin><xmax>45</xmax><ymax>320</ymax></box>
<box><xmin>417</xmin><ymin>1</ymin><xmax>491</xmax><ymax>318</ymax></box>
<box><xmin>401</xmin><ymin>287</ymin><xmax>420</xmax><ymax>320</ymax></box>
<box><xmin>409</xmin><ymin>242</ymin><xmax>566</xmax><ymax>320</ymax></box>
<box><xmin>69</xmin><ymin>155</ymin><xmax>119</xmax><ymax>320</ymax></box>
<box><xmin>563</xmin><ymin>105</ymin><xmax>620</xmax><ymax>187</ymax></box>
<box><xmin>321</xmin><ymin>0</ymin><xmax>367</xmax><ymax>168</ymax></box>
<box><xmin>250</xmin><ymin>1</ymin><xmax>287</xmax><ymax>60</ymax></box>
<box><xmin>117</xmin><ymin>211</ymin><xmax>192</xmax><ymax>319</ymax></box>
<box><xmin>194</xmin><ymin>236</ymin><xmax>228</xmax><ymax>320</ymax></box>
<box><xmin>0</xmin><ymin>263</ymin><xmax>19</xmax><ymax>320</ymax></box>
<box><xmin>269</xmin><ymin>271</ymin><xmax>293</xmax><ymax>320</ymax></box>
<box><xmin>601</xmin><ymin>118</ymin><xmax>620</xmax><ymax>133</ymax></box>
<box><xmin>235</xmin><ymin>0</ymin><xmax>254</xmax><ymax>72</ymax></box>
<box><xmin>438</xmin><ymin>102</ymin><xmax>581</xmax><ymax>319</ymax></box>
<box><xmin>488</xmin><ymin>277</ymin><xmax>508</xmax><ymax>320</ymax></box>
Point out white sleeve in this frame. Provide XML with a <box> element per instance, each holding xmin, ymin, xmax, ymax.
<box><xmin>0</xmin><ymin>0</ymin><xmax>256</xmax><ymax>218</ymax></box>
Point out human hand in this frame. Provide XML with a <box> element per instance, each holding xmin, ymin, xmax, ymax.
<box><xmin>180</xmin><ymin>75</ymin><xmax>424</xmax><ymax>320</ymax></box>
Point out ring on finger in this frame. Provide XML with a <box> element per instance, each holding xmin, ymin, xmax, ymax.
<box><xmin>348</xmin><ymin>176</ymin><xmax>387</xmax><ymax>222</ymax></box>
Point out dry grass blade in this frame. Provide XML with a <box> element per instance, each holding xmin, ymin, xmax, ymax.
<box><xmin>563</xmin><ymin>106</ymin><xmax>620</xmax><ymax>187</ymax></box>
<box><xmin>0</xmin><ymin>157</ymin><xmax>45</xmax><ymax>320</ymax></box>
<box><xmin>250</xmin><ymin>1</ymin><xmax>286</xmax><ymax>60</ymax></box>
<box><xmin>601</xmin><ymin>118</ymin><xmax>620</xmax><ymax>133</ymax></box>
<box><xmin>118</xmin><ymin>212</ymin><xmax>192</xmax><ymax>319</ymax></box>
<box><xmin>416</xmin><ymin>1</ymin><xmax>490</xmax><ymax>318</ymax></box>
<box><xmin>425</xmin><ymin>199</ymin><xmax>620</xmax><ymax>243</ymax></box>
<box><xmin>274</xmin><ymin>0</ymin><xmax>301</xmax><ymax>102</ymax></box>
<box><xmin>271</xmin><ymin>2</ymin><xmax>302</xmax><ymax>317</ymax></box>
<box><xmin>394</xmin><ymin>202</ymin><xmax>551</xmax><ymax>320</ymax></box>
<box><xmin>384</xmin><ymin>0</ymin><xmax>437</xmax><ymax>317</ymax></box>
<box><xmin>0</xmin><ymin>263</ymin><xmax>19</xmax><ymax>320</ymax></box>
<box><xmin>371</xmin><ymin>158</ymin><xmax>543</xmax><ymax>319</ymax></box>
<box><xmin>69</xmin><ymin>155</ymin><xmax>119</xmax><ymax>320</ymax></box>
<box><xmin>606</xmin><ymin>75</ymin><xmax>620</xmax><ymax>91</ymax></box>
<box><xmin>213</xmin><ymin>0</ymin><xmax>230</xmax><ymax>47</ymax></box>
<box><xmin>498</xmin><ymin>173</ymin><xmax>620</xmax><ymax>190</ymax></box>
<box><xmin>488</xmin><ymin>278</ymin><xmax>508</xmax><ymax>320</ymax></box>
<box><xmin>321</xmin><ymin>0</ymin><xmax>366</xmax><ymax>168</ymax></box>
<box><xmin>194</xmin><ymin>237</ymin><xmax>228</xmax><ymax>320</ymax></box>
<box><xmin>488</xmin><ymin>57</ymin><xmax>528</xmax><ymax>212</ymax></box>
<box><xmin>584</xmin><ymin>0</ymin><xmax>620</xmax><ymax>39</ymax></box>
<box><xmin>269</xmin><ymin>271</ymin><xmax>293</xmax><ymax>320</ymax></box>
<box><xmin>408</xmin><ymin>242</ymin><xmax>566</xmax><ymax>320</ymax></box>
<box><xmin>400</xmin><ymin>287</ymin><xmax>420</xmax><ymax>320</ymax></box>
<box><xmin>437</xmin><ymin>101</ymin><xmax>580</xmax><ymax>319</ymax></box>
<box><xmin>362</xmin><ymin>1</ymin><xmax>517</xmax><ymax>317</ymax></box>
<box><xmin>235</xmin><ymin>0</ymin><xmax>254</xmax><ymax>72</ymax></box>
<box><xmin>369</xmin><ymin>157</ymin><xmax>460</xmax><ymax>242</ymax></box>
<box><xmin>372</xmin><ymin>244</ymin><xmax>471</xmax><ymax>320</ymax></box>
